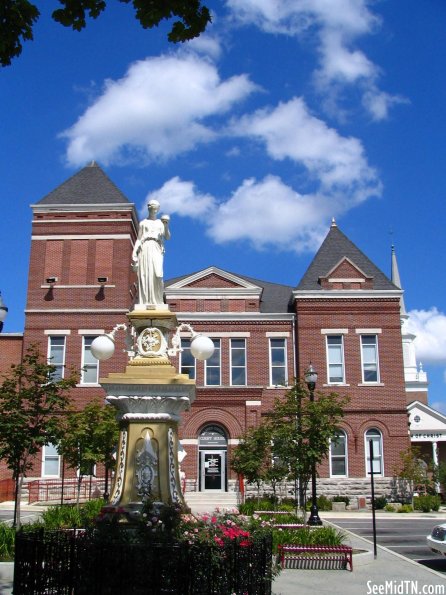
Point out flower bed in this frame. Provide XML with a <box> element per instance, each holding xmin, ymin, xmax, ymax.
<box><xmin>14</xmin><ymin>504</ymin><xmax>274</xmax><ymax>595</ymax></box>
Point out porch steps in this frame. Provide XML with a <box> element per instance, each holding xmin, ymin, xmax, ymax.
<box><xmin>184</xmin><ymin>491</ymin><xmax>239</xmax><ymax>514</ymax></box>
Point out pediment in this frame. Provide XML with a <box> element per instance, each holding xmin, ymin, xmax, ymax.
<box><xmin>324</xmin><ymin>257</ymin><xmax>370</xmax><ymax>281</ymax></box>
<box><xmin>167</xmin><ymin>267</ymin><xmax>261</xmax><ymax>291</ymax></box>
<box><xmin>319</xmin><ymin>257</ymin><xmax>373</xmax><ymax>289</ymax></box>
<box><xmin>408</xmin><ymin>401</ymin><xmax>446</xmax><ymax>436</ymax></box>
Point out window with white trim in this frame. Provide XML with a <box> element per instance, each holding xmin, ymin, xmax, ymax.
<box><xmin>230</xmin><ymin>339</ymin><xmax>246</xmax><ymax>386</ymax></box>
<box><xmin>269</xmin><ymin>338</ymin><xmax>288</xmax><ymax>386</ymax></box>
<box><xmin>81</xmin><ymin>336</ymin><xmax>99</xmax><ymax>384</ymax></box>
<box><xmin>365</xmin><ymin>429</ymin><xmax>383</xmax><ymax>476</ymax></box>
<box><xmin>205</xmin><ymin>338</ymin><xmax>221</xmax><ymax>386</ymax></box>
<box><xmin>326</xmin><ymin>335</ymin><xmax>345</xmax><ymax>383</ymax></box>
<box><xmin>42</xmin><ymin>443</ymin><xmax>60</xmax><ymax>477</ymax></box>
<box><xmin>361</xmin><ymin>335</ymin><xmax>380</xmax><ymax>382</ymax></box>
<box><xmin>330</xmin><ymin>431</ymin><xmax>348</xmax><ymax>477</ymax></box>
<box><xmin>48</xmin><ymin>336</ymin><xmax>65</xmax><ymax>380</ymax></box>
<box><xmin>180</xmin><ymin>338</ymin><xmax>196</xmax><ymax>380</ymax></box>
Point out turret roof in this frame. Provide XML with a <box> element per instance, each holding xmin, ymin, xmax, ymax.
<box><xmin>295</xmin><ymin>220</ymin><xmax>398</xmax><ymax>291</ymax></box>
<box><xmin>36</xmin><ymin>161</ymin><xmax>131</xmax><ymax>205</ymax></box>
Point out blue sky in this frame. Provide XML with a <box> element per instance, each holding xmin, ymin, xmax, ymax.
<box><xmin>2</xmin><ymin>1</ymin><xmax>446</xmax><ymax>410</ymax></box>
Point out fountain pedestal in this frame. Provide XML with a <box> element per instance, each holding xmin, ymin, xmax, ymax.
<box><xmin>99</xmin><ymin>309</ymin><xmax>195</xmax><ymax>509</ymax></box>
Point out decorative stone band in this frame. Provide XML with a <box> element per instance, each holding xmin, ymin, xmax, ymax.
<box><xmin>106</xmin><ymin>395</ymin><xmax>192</xmax><ymax>418</ymax></box>
<box><xmin>120</xmin><ymin>412</ymin><xmax>184</xmax><ymax>422</ymax></box>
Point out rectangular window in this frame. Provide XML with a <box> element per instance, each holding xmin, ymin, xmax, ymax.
<box><xmin>180</xmin><ymin>338</ymin><xmax>196</xmax><ymax>380</ymax></box>
<box><xmin>230</xmin><ymin>339</ymin><xmax>246</xmax><ymax>386</ymax></box>
<box><xmin>361</xmin><ymin>335</ymin><xmax>379</xmax><ymax>382</ymax></box>
<box><xmin>269</xmin><ymin>338</ymin><xmax>287</xmax><ymax>386</ymax></box>
<box><xmin>48</xmin><ymin>336</ymin><xmax>65</xmax><ymax>380</ymax></box>
<box><xmin>81</xmin><ymin>336</ymin><xmax>99</xmax><ymax>384</ymax></box>
<box><xmin>43</xmin><ymin>443</ymin><xmax>60</xmax><ymax>477</ymax></box>
<box><xmin>326</xmin><ymin>335</ymin><xmax>345</xmax><ymax>383</ymax></box>
<box><xmin>205</xmin><ymin>339</ymin><xmax>221</xmax><ymax>386</ymax></box>
<box><xmin>330</xmin><ymin>432</ymin><xmax>347</xmax><ymax>477</ymax></box>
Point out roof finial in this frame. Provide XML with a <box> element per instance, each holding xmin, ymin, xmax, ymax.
<box><xmin>331</xmin><ymin>217</ymin><xmax>337</xmax><ymax>227</ymax></box>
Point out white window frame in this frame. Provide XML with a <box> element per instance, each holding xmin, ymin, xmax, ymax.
<box><xmin>230</xmin><ymin>338</ymin><xmax>247</xmax><ymax>386</ymax></box>
<box><xmin>205</xmin><ymin>338</ymin><xmax>221</xmax><ymax>386</ymax></box>
<box><xmin>180</xmin><ymin>338</ymin><xmax>196</xmax><ymax>380</ymax></box>
<box><xmin>329</xmin><ymin>431</ymin><xmax>348</xmax><ymax>478</ymax></box>
<box><xmin>326</xmin><ymin>335</ymin><xmax>345</xmax><ymax>384</ymax></box>
<box><xmin>269</xmin><ymin>338</ymin><xmax>288</xmax><ymax>387</ymax></box>
<box><xmin>360</xmin><ymin>334</ymin><xmax>380</xmax><ymax>383</ymax></box>
<box><xmin>81</xmin><ymin>335</ymin><xmax>99</xmax><ymax>385</ymax></box>
<box><xmin>47</xmin><ymin>335</ymin><xmax>66</xmax><ymax>380</ymax></box>
<box><xmin>42</xmin><ymin>443</ymin><xmax>61</xmax><ymax>478</ymax></box>
<box><xmin>365</xmin><ymin>429</ymin><xmax>384</xmax><ymax>477</ymax></box>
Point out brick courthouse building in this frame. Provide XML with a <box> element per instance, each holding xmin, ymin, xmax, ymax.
<box><xmin>0</xmin><ymin>163</ymin><xmax>436</xmax><ymax>501</ymax></box>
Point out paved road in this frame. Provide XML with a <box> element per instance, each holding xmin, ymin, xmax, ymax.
<box><xmin>326</xmin><ymin>516</ymin><xmax>446</xmax><ymax>573</ymax></box>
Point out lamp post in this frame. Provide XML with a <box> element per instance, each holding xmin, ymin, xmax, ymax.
<box><xmin>305</xmin><ymin>363</ymin><xmax>322</xmax><ymax>526</ymax></box>
<box><xmin>0</xmin><ymin>292</ymin><xmax>8</xmax><ymax>332</ymax></box>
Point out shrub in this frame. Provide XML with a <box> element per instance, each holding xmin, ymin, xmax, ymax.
<box><xmin>413</xmin><ymin>495</ymin><xmax>441</xmax><ymax>513</ymax></box>
<box><xmin>397</xmin><ymin>504</ymin><xmax>413</xmax><ymax>513</ymax></box>
<box><xmin>332</xmin><ymin>496</ymin><xmax>350</xmax><ymax>506</ymax></box>
<box><xmin>39</xmin><ymin>499</ymin><xmax>106</xmax><ymax>530</ymax></box>
<box><xmin>374</xmin><ymin>496</ymin><xmax>388</xmax><ymax>510</ymax></box>
<box><xmin>272</xmin><ymin>525</ymin><xmax>345</xmax><ymax>551</ymax></box>
<box><xmin>384</xmin><ymin>504</ymin><xmax>396</xmax><ymax>512</ymax></box>
<box><xmin>0</xmin><ymin>522</ymin><xmax>15</xmax><ymax>561</ymax></box>
<box><xmin>239</xmin><ymin>496</ymin><xmax>278</xmax><ymax>515</ymax></box>
<box><xmin>306</xmin><ymin>495</ymin><xmax>332</xmax><ymax>512</ymax></box>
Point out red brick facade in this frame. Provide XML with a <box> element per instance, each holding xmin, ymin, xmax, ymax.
<box><xmin>0</xmin><ymin>164</ymin><xmax>418</xmax><ymax>499</ymax></box>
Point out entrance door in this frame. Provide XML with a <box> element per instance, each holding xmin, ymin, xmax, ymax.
<box><xmin>200</xmin><ymin>450</ymin><xmax>225</xmax><ymax>491</ymax></box>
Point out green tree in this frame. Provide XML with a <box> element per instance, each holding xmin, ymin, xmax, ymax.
<box><xmin>59</xmin><ymin>399</ymin><xmax>119</xmax><ymax>505</ymax></box>
<box><xmin>0</xmin><ymin>344</ymin><xmax>77</xmax><ymax>528</ymax></box>
<box><xmin>231</xmin><ymin>380</ymin><xmax>348</xmax><ymax>514</ymax></box>
<box><xmin>394</xmin><ymin>446</ymin><xmax>431</xmax><ymax>504</ymax></box>
<box><xmin>0</xmin><ymin>0</ymin><xmax>211</xmax><ymax>67</ymax></box>
<box><xmin>266</xmin><ymin>381</ymin><xmax>348</xmax><ymax>515</ymax></box>
<box><xmin>231</xmin><ymin>424</ymin><xmax>274</xmax><ymax>503</ymax></box>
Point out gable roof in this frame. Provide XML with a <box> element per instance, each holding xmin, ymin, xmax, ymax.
<box><xmin>295</xmin><ymin>221</ymin><xmax>397</xmax><ymax>291</ymax></box>
<box><xmin>35</xmin><ymin>162</ymin><xmax>131</xmax><ymax>206</ymax></box>
<box><xmin>166</xmin><ymin>267</ymin><xmax>294</xmax><ymax>313</ymax></box>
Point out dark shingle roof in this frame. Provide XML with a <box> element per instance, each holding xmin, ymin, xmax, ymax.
<box><xmin>295</xmin><ymin>222</ymin><xmax>397</xmax><ymax>291</ymax></box>
<box><xmin>165</xmin><ymin>270</ymin><xmax>294</xmax><ymax>314</ymax></box>
<box><xmin>36</xmin><ymin>162</ymin><xmax>131</xmax><ymax>205</ymax></box>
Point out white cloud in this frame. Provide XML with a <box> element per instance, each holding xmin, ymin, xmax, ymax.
<box><xmin>144</xmin><ymin>177</ymin><xmax>216</xmax><ymax>218</ymax></box>
<box><xmin>225</xmin><ymin>0</ymin><xmax>404</xmax><ymax>120</ymax></box>
<box><xmin>61</xmin><ymin>52</ymin><xmax>257</xmax><ymax>166</ymax></box>
<box><xmin>232</xmin><ymin>97</ymin><xmax>381</xmax><ymax>197</ymax></box>
<box><xmin>362</xmin><ymin>89</ymin><xmax>409</xmax><ymax>121</ymax></box>
<box><xmin>407</xmin><ymin>308</ymin><xmax>446</xmax><ymax>364</ymax></box>
<box><xmin>208</xmin><ymin>175</ymin><xmax>327</xmax><ymax>251</ymax></box>
<box><xmin>146</xmin><ymin>174</ymin><xmax>350</xmax><ymax>253</ymax></box>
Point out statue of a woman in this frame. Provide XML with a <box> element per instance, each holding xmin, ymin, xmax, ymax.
<box><xmin>131</xmin><ymin>200</ymin><xmax>170</xmax><ymax>306</ymax></box>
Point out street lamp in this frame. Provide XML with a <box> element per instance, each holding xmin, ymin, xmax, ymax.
<box><xmin>0</xmin><ymin>292</ymin><xmax>8</xmax><ymax>333</ymax></box>
<box><xmin>305</xmin><ymin>363</ymin><xmax>322</xmax><ymax>526</ymax></box>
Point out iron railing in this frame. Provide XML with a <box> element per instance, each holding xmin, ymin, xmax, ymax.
<box><xmin>27</xmin><ymin>478</ymin><xmax>106</xmax><ymax>504</ymax></box>
<box><xmin>14</xmin><ymin>528</ymin><xmax>273</xmax><ymax>594</ymax></box>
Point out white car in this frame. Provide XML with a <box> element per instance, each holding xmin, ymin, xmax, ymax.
<box><xmin>427</xmin><ymin>524</ymin><xmax>446</xmax><ymax>555</ymax></box>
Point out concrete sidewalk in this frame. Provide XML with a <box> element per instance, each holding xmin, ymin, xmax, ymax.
<box><xmin>273</xmin><ymin>514</ymin><xmax>446</xmax><ymax>595</ymax></box>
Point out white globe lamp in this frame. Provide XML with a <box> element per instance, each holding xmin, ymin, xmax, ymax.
<box><xmin>91</xmin><ymin>334</ymin><xmax>116</xmax><ymax>361</ymax></box>
<box><xmin>190</xmin><ymin>334</ymin><xmax>214</xmax><ymax>361</ymax></box>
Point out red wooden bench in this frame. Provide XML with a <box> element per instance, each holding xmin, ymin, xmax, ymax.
<box><xmin>278</xmin><ymin>545</ymin><xmax>353</xmax><ymax>571</ymax></box>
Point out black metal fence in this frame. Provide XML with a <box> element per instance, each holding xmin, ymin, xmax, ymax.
<box><xmin>14</xmin><ymin>528</ymin><xmax>273</xmax><ymax>594</ymax></box>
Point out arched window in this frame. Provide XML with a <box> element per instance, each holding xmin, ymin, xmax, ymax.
<box><xmin>365</xmin><ymin>429</ymin><xmax>383</xmax><ymax>476</ymax></box>
<box><xmin>330</xmin><ymin>430</ymin><xmax>348</xmax><ymax>477</ymax></box>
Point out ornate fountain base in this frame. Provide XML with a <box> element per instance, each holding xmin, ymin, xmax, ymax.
<box><xmin>99</xmin><ymin>309</ymin><xmax>195</xmax><ymax>509</ymax></box>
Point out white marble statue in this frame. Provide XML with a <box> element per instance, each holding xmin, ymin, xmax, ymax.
<box><xmin>131</xmin><ymin>200</ymin><xmax>170</xmax><ymax>306</ymax></box>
